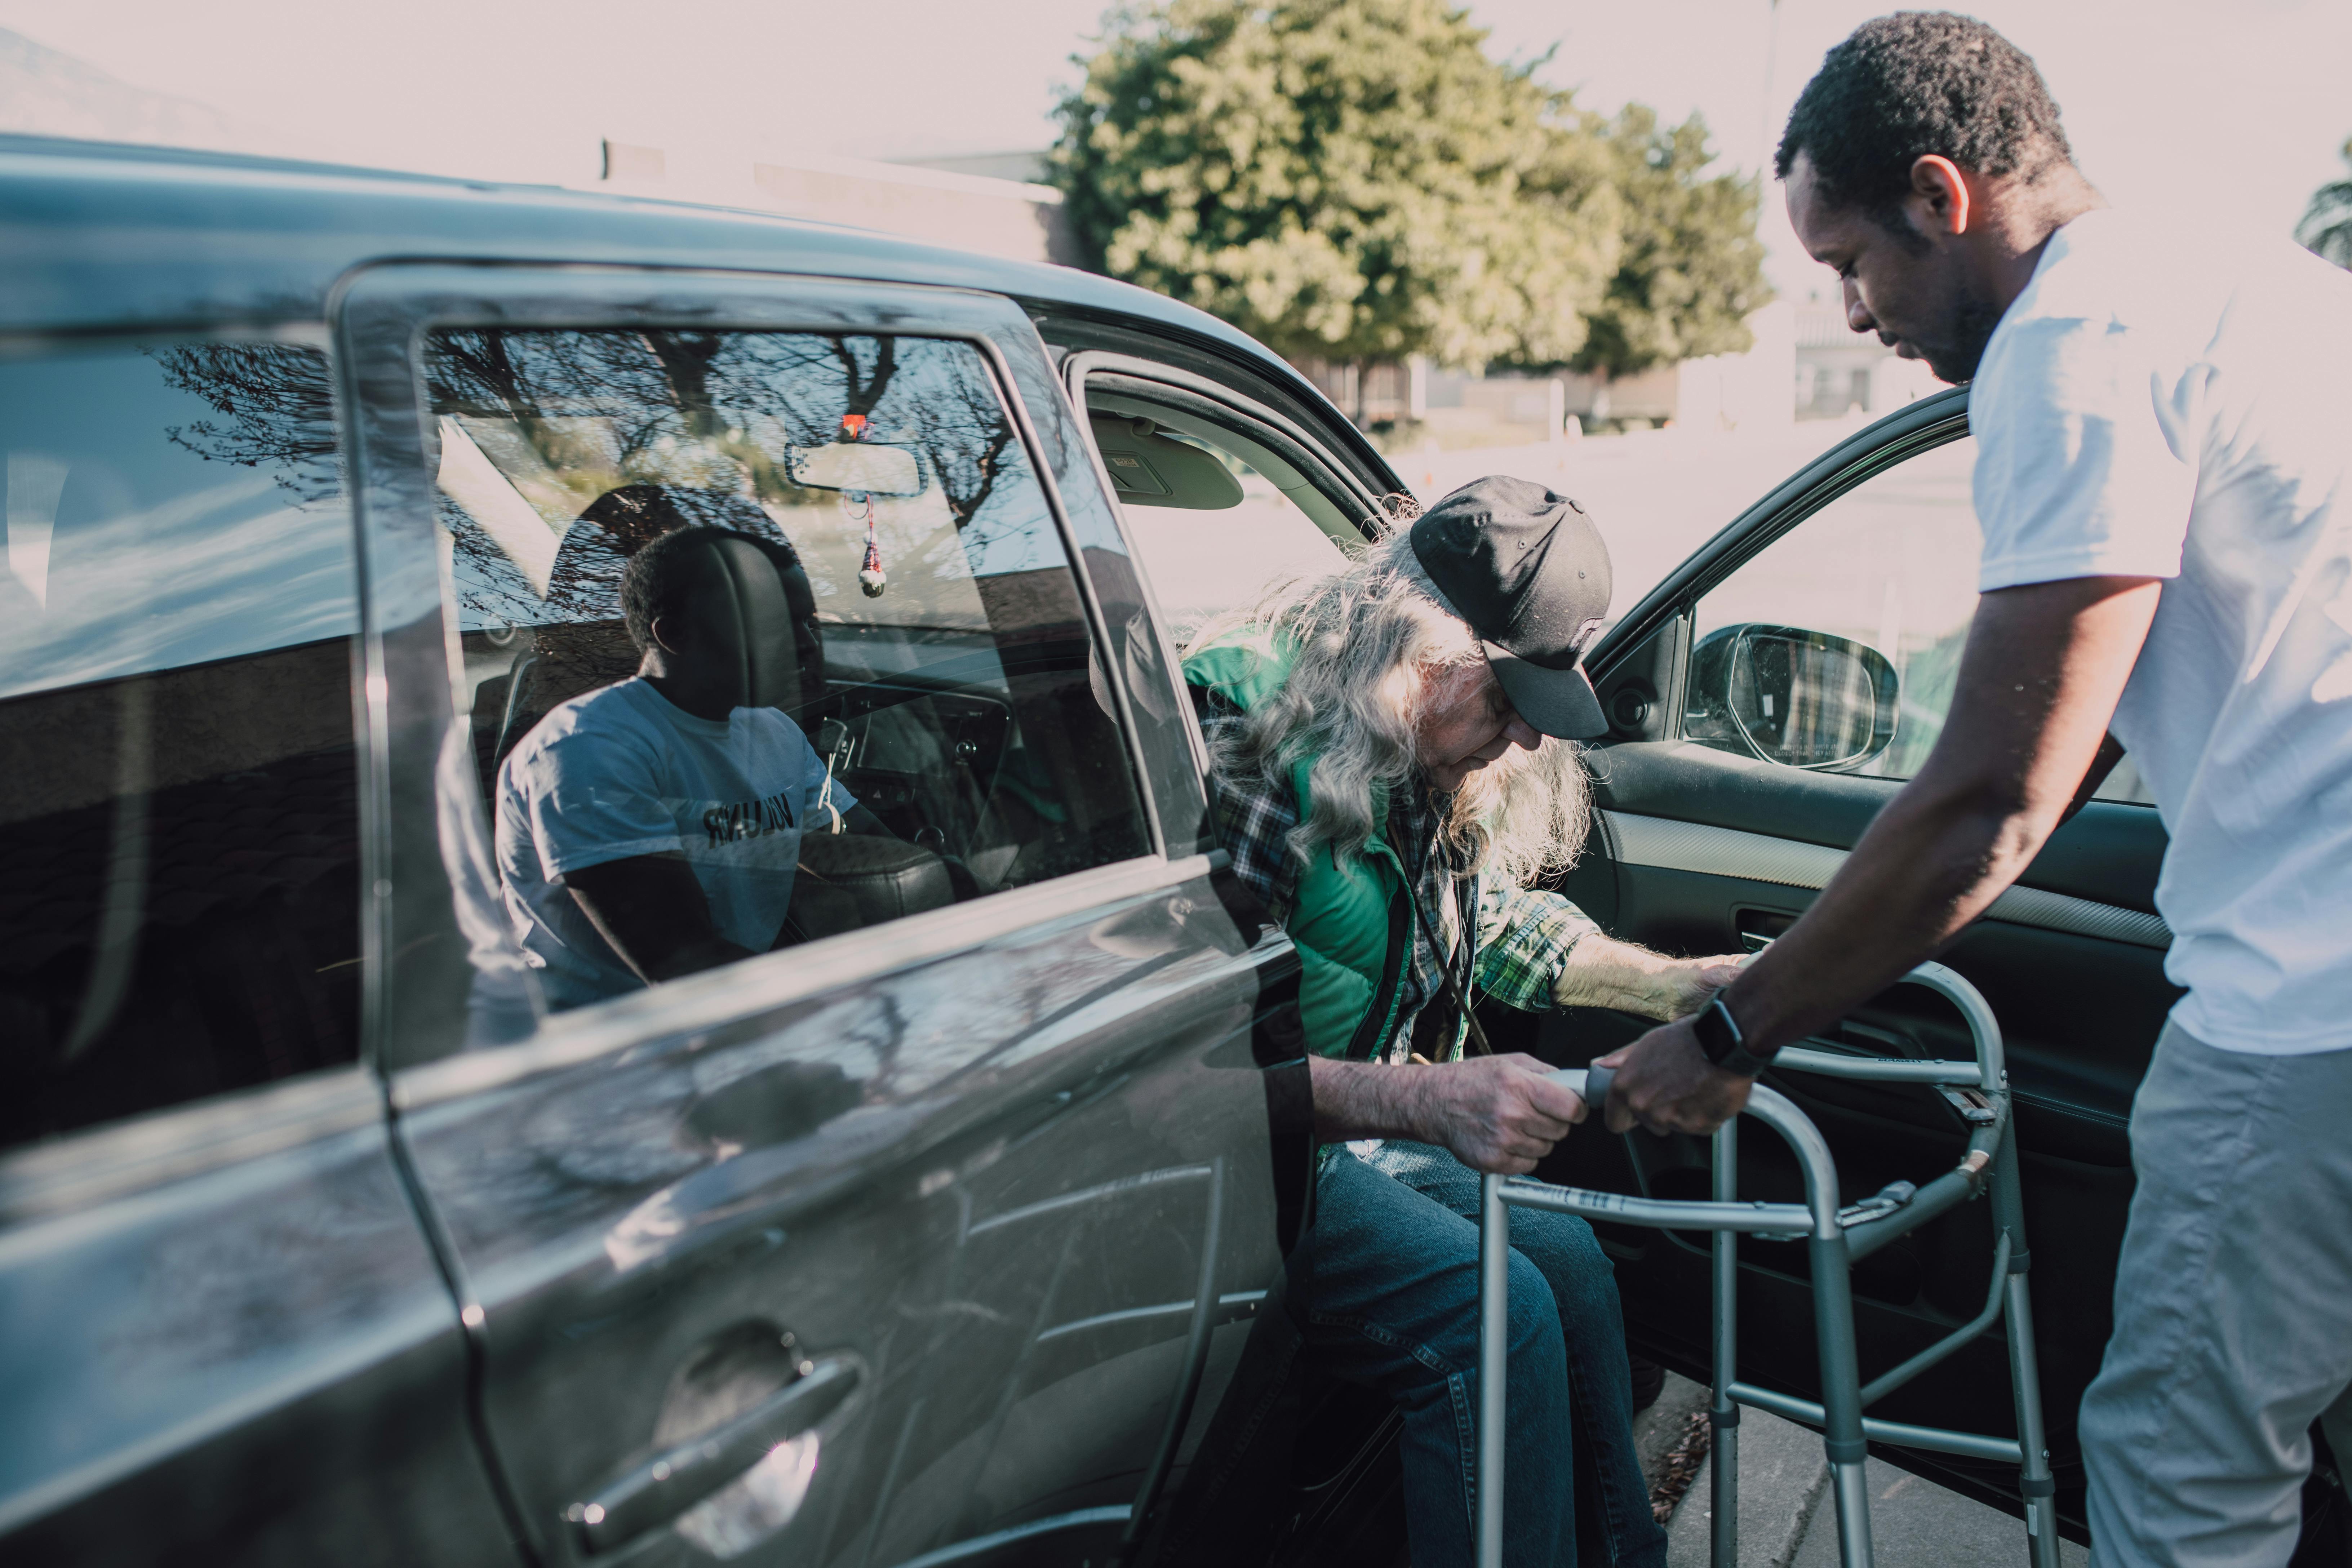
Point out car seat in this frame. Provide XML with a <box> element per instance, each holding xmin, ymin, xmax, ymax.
<box><xmin>475</xmin><ymin>485</ymin><xmax>817</xmax><ymax>799</ymax></box>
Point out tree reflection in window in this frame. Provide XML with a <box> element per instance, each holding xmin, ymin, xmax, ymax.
<box><xmin>150</xmin><ymin>330</ymin><xmax>1039</xmax><ymax>636</ymax></box>
<box><xmin>423</xmin><ymin>330</ymin><xmax>1037</xmax><ymax>634</ymax></box>
<box><xmin>152</xmin><ymin>341</ymin><xmax>344</xmax><ymax>506</ymax></box>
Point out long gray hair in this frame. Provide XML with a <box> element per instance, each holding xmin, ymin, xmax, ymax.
<box><xmin>1190</xmin><ymin>529</ymin><xmax>1592</xmax><ymax>889</ymax></box>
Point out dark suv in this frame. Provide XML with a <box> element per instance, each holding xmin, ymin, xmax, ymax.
<box><xmin>1</xmin><ymin>132</ymin><xmax>2199</xmax><ymax>1564</ymax></box>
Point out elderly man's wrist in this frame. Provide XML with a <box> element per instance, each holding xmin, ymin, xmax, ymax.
<box><xmin>1393</xmin><ymin>1063</ymin><xmax>1441</xmax><ymax>1145</ymax></box>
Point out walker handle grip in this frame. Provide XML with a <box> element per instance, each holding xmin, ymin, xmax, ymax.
<box><xmin>1579</xmin><ymin>1065</ymin><xmax>1616</xmax><ymax>1123</ymax></box>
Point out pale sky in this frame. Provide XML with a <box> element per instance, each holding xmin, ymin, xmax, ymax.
<box><xmin>5</xmin><ymin>0</ymin><xmax>2347</xmax><ymax>302</ymax></box>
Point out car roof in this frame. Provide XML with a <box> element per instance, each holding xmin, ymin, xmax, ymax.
<box><xmin>0</xmin><ymin>134</ymin><xmax>1401</xmax><ymax>495</ymax></box>
<box><xmin>0</xmin><ymin>133</ymin><xmax>1263</xmax><ymax>355</ymax></box>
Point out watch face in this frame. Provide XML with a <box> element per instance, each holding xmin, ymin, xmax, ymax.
<box><xmin>1695</xmin><ymin>997</ymin><xmax>1740</xmax><ymax>1064</ymax></box>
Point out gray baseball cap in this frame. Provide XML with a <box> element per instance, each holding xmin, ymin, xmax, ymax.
<box><xmin>1408</xmin><ymin>475</ymin><xmax>1612</xmax><ymax>739</ymax></box>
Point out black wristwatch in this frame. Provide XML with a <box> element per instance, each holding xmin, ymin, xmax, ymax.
<box><xmin>1692</xmin><ymin>996</ymin><xmax>1773</xmax><ymax>1078</ymax></box>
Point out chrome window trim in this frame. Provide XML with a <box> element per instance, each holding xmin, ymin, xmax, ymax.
<box><xmin>331</xmin><ymin>263</ymin><xmax>1173</xmax><ymax>1072</ymax></box>
<box><xmin>390</xmin><ymin>850</ymin><xmax>1222</xmax><ymax>1111</ymax></box>
<box><xmin>1599</xmin><ymin>810</ymin><xmax>2173</xmax><ymax>950</ymax></box>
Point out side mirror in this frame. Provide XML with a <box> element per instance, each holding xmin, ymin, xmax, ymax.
<box><xmin>1686</xmin><ymin>623</ymin><xmax>1899</xmax><ymax>771</ymax></box>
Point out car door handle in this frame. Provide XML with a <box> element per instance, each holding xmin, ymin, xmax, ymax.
<box><xmin>571</xmin><ymin>1355</ymin><xmax>862</xmax><ymax>1555</ymax></box>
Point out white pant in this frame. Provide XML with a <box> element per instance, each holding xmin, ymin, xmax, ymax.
<box><xmin>2082</xmin><ymin>1022</ymin><xmax>2352</xmax><ymax>1567</ymax></box>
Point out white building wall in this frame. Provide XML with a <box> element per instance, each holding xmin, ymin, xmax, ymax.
<box><xmin>1676</xmin><ymin>301</ymin><xmax>1796</xmax><ymax>433</ymax></box>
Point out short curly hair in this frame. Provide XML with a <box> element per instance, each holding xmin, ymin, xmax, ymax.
<box><xmin>1776</xmin><ymin>12</ymin><xmax>2072</xmax><ymax>230</ymax></box>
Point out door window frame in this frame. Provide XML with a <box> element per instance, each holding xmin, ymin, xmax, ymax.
<box><xmin>1060</xmin><ymin>349</ymin><xmax>1393</xmax><ymax>780</ymax></box>
<box><xmin>1585</xmin><ymin>389</ymin><xmax>1975</xmax><ymax>751</ymax></box>
<box><xmin>332</xmin><ymin>265</ymin><xmax>1193</xmax><ymax>1075</ymax></box>
<box><xmin>1590</xmin><ymin>390</ymin><xmax>1974</xmax><ymax>695</ymax></box>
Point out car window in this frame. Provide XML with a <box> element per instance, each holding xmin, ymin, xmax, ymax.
<box><xmin>0</xmin><ymin>338</ymin><xmax>364</xmax><ymax>1150</ymax></box>
<box><xmin>1083</xmin><ymin>393</ymin><xmax>1351</xmax><ymax>638</ymax></box>
<box><xmin>425</xmin><ymin>327</ymin><xmax>1152</xmax><ymax>1030</ymax></box>
<box><xmin>1682</xmin><ymin>434</ymin><xmax>2156</xmax><ymax>801</ymax></box>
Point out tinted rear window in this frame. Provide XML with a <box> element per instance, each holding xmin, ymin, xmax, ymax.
<box><xmin>0</xmin><ymin>339</ymin><xmax>362</xmax><ymax>1150</ymax></box>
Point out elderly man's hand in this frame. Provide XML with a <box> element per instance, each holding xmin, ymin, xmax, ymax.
<box><xmin>1408</xmin><ymin>1053</ymin><xmax>1590</xmax><ymax>1175</ymax></box>
<box><xmin>1594</xmin><ymin>1018</ymin><xmax>1755</xmax><ymax>1136</ymax></box>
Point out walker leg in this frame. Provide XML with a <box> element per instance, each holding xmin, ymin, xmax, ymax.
<box><xmin>1811</xmin><ymin>1229</ymin><xmax>1875</xmax><ymax>1568</ymax></box>
<box><xmin>1477</xmin><ymin>1173</ymin><xmax>1508</xmax><ymax>1568</ymax></box>
<box><xmin>1711</xmin><ymin>1120</ymin><xmax>1740</xmax><ymax>1568</ymax></box>
<box><xmin>1831</xmin><ymin>1458</ymin><xmax>1874</xmax><ymax>1568</ymax></box>
<box><xmin>1990</xmin><ymin>1121</ymin><xmax>2060</xmax><ymax>1568</ymax></box>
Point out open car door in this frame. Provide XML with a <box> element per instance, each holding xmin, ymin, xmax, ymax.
<box><xmin>1488</xmin><ymin>389</ymin><xmax>2175</xmax><ymax>1549</ymax></box>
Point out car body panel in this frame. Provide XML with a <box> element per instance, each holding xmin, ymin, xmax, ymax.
<box><xmin>0</xmin><ymin>1068</ymin><xmax>514</xmax><ymax>1564</ymax></box>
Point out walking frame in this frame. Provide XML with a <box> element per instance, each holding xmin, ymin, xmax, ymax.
<box><xmin>1475</xmin><ymin>961</ymin><xmax>2060</xmax><ymax>1568</ymax></box>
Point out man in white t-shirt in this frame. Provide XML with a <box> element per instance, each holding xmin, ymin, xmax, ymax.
<box><xmin>497</xmin><ymin>525</ymin><xmax>874</xmax><ymax>1011</ymax></box>
<box><xmin>1591</xmin><ymin>15</ymin><xmax>2352</xmax><ymax>1565</ymax></box>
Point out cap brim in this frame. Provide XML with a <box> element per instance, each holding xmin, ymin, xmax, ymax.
<box><xmin>1485</xmin><ymin>643</ymin><xmax>1609</xmax><ymax>740</ymax></box>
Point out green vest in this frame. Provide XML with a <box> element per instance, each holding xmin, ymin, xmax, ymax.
<box><xmin>1183</xmin><ymin>629</ymin><xmax>1412</xmax><ymax>1062</ymax></box>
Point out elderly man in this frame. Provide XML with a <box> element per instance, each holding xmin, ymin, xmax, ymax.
<box><xmin>1601</xmin><ymin>16</ymin><xmax>2352</xmax><ymax>1567</ymax></box>
<box><xmin>1183</xmin><ymin>476</ymin><xmax>1739</xmax><ymax>1568</ymax></box>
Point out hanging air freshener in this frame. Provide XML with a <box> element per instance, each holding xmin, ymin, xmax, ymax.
<box><xmin>848</xmin><ymin>489</ymin><xmax>887</xmax><ymax>597</ymax></box>
<box><xmin>835</xmin><ymin>413</ymin><xmax>887</xmax><ymax>597</ymax></box>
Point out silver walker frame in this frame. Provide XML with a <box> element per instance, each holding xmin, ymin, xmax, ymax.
<box><xmin>1475</xmin><ymin>962</ymin><xmax>2060</xmax><ymax>1568</ymax></box>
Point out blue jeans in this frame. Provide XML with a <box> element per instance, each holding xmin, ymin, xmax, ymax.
<box><xmin>1296</xmin><ymin>1141</ymin><xmax>1668</xmax><ymax>1568</ymax></box>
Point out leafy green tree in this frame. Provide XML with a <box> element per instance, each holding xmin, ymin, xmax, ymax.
<box><xmin>1053</xmin><ymin>0</ymin><xmax>1621</xmax><ymax>409</ymax></box>
<box><xmin>2298</xmin><ymin>137</ymin><xmax>2352</xmax><ymax>270</ymax></box>
<box><xmin>1553</xmin><ymin>105</ymin><xmax>1771</xmax><ymax>382</ymax></box>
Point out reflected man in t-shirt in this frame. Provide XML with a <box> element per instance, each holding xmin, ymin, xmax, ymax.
<box><xmin>494</xmin><ymin>525</ymin><xmax>887</xmax><ymax>1008</ymax></box>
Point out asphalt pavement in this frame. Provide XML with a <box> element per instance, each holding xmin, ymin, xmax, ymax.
<box><xmin>1635</xmin><ymin>1373</ymin><xmax>2089</xmax><ymax>1568</ymax></box>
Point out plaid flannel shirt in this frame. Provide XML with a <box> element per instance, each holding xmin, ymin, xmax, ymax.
<box><xmin>1202</xmin><ymin>706</ymin><xmax>1600</xmax><ymax>1061</ymax></box>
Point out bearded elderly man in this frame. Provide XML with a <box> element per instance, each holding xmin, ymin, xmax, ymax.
<box><xmin>1181</xmin><ymin>476</ymin><xmax>1739</xmax><ymax>1568</ymax></box>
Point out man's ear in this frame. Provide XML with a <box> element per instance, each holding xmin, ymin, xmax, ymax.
<box><xmin>647</xmin><ymin>613</ymin><xmax>687</xmax><ymax>657</ymax></box>
<box><xmin>1909</xmin><ymin>154</ymin><xmax>1973</xmax><ymax>237</ymax></box>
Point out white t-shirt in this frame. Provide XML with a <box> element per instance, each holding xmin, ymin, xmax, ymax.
<box><xmin>494</xmin><ymin>677</ymin><xmax>855</xmax><ymax>1011</ymax></box>
<box><xmin>1971</xmin><ymin>208</ymin><xmax>2352</xmax><ymax>1054</ymax></box>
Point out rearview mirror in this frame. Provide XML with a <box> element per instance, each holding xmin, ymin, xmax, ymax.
<box><xmin>1685</xmin><ymin>624</ymin><xmax>1899</xmax><ymax>771</ymax></box>
<box><xmin>788</xmin><ymin>441</ymin><xmax>924</xmax><ymax>496</ymax></box>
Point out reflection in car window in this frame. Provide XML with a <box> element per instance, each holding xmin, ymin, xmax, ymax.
<box><xmin>1685</xmin><ymin>435</ymin><xmax>2155</xmax><ymax>802</ymax></box>
<box><xmin>425</xmin><ymin>329</ymin><xmax>1151</xmax><ymax>1033</ymax></box>
<box><xmin>0</xmin><ymin>340</ymin><xmax>363</xmax><ymax>1149</ymax></box>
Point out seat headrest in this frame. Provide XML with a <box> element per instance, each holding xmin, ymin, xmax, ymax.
<box><xmin>669</xmin><ymin>530</ymin><xmax>808</xmax><ymax>714</ymax></box>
